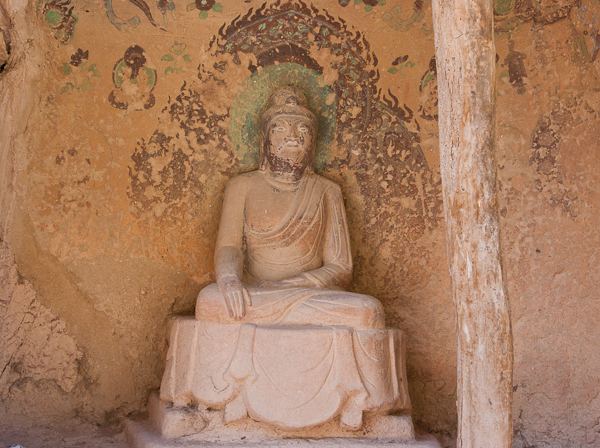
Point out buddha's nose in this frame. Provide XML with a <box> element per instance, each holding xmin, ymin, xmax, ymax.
<box><xmin>286</xmin><ymin>132</ymin><xmax>298</xmax><ymax>143</ymax></box>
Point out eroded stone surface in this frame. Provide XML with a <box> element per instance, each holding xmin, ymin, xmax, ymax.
<box><xmin>0</xmin><ymin>245</ymin><xmax>83</xmax><ymax>424</ymax></box>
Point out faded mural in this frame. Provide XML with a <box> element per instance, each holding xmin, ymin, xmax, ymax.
<box><xmin>1</xmin><ymin>0</ymin><xmax>600</xmax><ymax>446</ymax></box>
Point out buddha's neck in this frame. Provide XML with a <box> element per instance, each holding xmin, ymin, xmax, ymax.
<box><xmin>263</xmin><ymin>169</ymin><xmax>308</xmax><ymax>189</ymax></box>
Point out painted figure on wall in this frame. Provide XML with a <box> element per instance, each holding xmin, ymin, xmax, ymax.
<box><xmin>109</xmin><ymin>45</ymin><xmax>156</xmax><ymax>111</ymax></box>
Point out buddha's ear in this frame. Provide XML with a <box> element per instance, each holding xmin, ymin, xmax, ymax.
<box><xmin>258</xmin><ymin>128</ymin><xmax>268</xmax><ymax>171</ymax></box>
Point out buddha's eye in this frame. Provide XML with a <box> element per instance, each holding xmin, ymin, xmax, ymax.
<box><xmin>272</xmin><ymin>121</ymin><xmax>288</xmax><ymax>132</ymax></box>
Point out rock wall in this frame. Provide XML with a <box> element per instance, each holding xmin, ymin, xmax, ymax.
<box><xmin>0</xmin><ymin>0</ymin><xmax>598</xmax><ymax>446</ymax></box>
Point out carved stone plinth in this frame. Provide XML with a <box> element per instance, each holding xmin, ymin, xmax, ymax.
<box><xmin>143</xmin><ymin>390</ymin><xmax>415</xmax><ymax>440</ymax></box>
<box><xmin>126</xmin><ymin>318</ymin><xmax>441</xmax><ymax>447</ymax></box>
<box><xmin>126</xmin><ymin>409</ymin><xmax>442</xmax><ymax>447</ymax></box>
<box><xmin>158</xmin><ymin>318</ymin><xmax>410</xmax><ymax>433</ymax></box>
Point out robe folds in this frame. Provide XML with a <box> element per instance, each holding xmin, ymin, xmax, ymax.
<box><xmin>242</xmin><ymin>172</ymin><xmax>351</xmax><ymax>286</ymax></box>
<box><xmin>196</xmin><ymin>172</ymin><xmax>385</xmax><ymax>329</ymax></box>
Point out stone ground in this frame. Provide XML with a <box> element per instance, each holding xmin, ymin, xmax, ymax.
<box><xmin>0</xmin><ymin>420</ymin><xmax>449</xmax><ymax>448</ymax></box>
<box><xmin>0</xmin><ymin>419</ymin><xmax>128</xmax><ymax>448</ymax></box>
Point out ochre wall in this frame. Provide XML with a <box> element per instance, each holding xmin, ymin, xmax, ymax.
<box><xmin>0</xmin><ymin>0</ymin><xmax>599</xmax><ymax>447</ymax></box>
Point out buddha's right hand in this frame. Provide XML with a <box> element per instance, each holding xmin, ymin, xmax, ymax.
<box><xmin>217</xmin><ymin>275</ymin><xmax>252</xmax><ymax>320</ymax></box>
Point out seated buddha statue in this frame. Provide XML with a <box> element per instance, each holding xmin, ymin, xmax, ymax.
<box><xmin>151</xmin><ymin>86</ymin><xmax>412</xmax><ymax>441</ymax></box>
<box><xmin>195</xmin><ymin>85</ymin><xmax>384</xmax><ymax>330</ymax></box>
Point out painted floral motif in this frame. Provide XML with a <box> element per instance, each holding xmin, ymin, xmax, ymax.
<box><xmin>43</xmin><ymin>0</ymin><xmax>77</xmax><ymax>44</ymax></box>
<box><xmin>162</xmin><ymin>41</ymin><xmax>192</xmax><ymax>74</ymax></box>
<box><xmin>60</xmin><ymin>49</ymin><xmax>100</xmax><ymax>94</ymax></box>
<box><xmin>187</xmin><ymin>0</ymin><xmax>222</xmax><ymax>19</ymax></box>
<box><xmin>388</xmin><ymin>55</ymin><xmax>416</xmax><ymax>77</ymax></box>
<box><xmin>157</xmin><ymin>0</ymin><xmax>177</xmax><ymax>25</ymax></box>
<box><xmin>354</xmin><ymin>0</ymin><xmax>386</xmax><ymax>12</ymax></box>
<box><xmin>383</xmin><ymin>0</ymin><xmax>430</xmax><ymax>32</ymax></box>
<box><xmin>195</xmin><ymin>0</ymin><xmax>214</xmax><ymax>10</ymax></box>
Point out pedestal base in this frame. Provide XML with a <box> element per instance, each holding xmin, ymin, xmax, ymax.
<box><xmin>161</xmin><ymin>320</ymin><xmax>411</xmax><ymax>432</ymax></box>
<box><xmin>126</xmin><ymin>420</ymin><xmax>442</xmax><ymax>448</ymax></box>
<box><xmin>146</xmin><ymin>391</ymin><xmax>416</xmax><ymax>440</ymax></box>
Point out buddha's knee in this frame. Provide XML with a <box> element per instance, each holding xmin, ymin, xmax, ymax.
<box><xmin>195</xmin><ymin>283</ymin><xmax>227</xmax><ymax>320</ymax></box>
<box><xmin>358</xmin><ymin>295</ymin><xmax>385</xmax><ymax>330</ymax></box>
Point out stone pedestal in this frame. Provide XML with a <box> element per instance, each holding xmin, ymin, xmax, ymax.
<box><xmin>159</xmin><ymin>319</ymin><xmax>411</xmax><ymax>432</ymax></box>
<box><xmin>146</xmin><ymin>390</ymin><xmax>415</xmax><ymax>440</ymax></box>
<box><xmin>127</xmin><ymin>319</ymin><xmax>440</xmax><ymax>448</ymax></box>
<box><xmin>126</xmin><ymin>404</ymin><xmax>441</xmax><ymax>447</ymax></box>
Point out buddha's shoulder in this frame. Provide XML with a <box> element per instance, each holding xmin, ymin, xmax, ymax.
<box><xmin>225</xmin><ymin>171</ymin><xmax>262</xmax><ymax>190</ymax></box>
<box><xmin>310</xmin><ymin>173</ymin><xmax>342</xmax><ymax>194</ymax></box>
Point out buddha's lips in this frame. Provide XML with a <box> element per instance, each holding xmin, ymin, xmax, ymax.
<box><xmin>276</xmin><ymin>145</ymin><xmax>306</xmax><ymax>158</ymax></box>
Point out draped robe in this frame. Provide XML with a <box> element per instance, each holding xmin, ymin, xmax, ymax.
<box><xmin>195</xmin><ymin>171</ymin><xmax>385</xmax><ymax>330</ymax></box>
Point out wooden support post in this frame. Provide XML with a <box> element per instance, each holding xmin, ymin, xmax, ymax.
<box><xmin>431</xmin><ymin>0</ymin><xmax>513</xmax><ymax>447</ymax></box>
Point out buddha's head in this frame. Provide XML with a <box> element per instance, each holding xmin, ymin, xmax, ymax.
<box><xmin>259</xmin><ymin>86</ymin><xmax>318</xmax><ymax>179</ymax></box>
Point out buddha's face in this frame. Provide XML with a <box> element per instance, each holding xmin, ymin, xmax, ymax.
<box><xmin>265</xmin><ymin>114</ymin><xmax>315</xmax><ymax>179</ymax></box>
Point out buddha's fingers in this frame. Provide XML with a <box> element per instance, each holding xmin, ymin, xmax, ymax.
<box><xmin>243</xmin><ymin>287</ymin><xmax>252</xmax><ymax>307</ymax></box>
<box><xmin>228</xmin><ymin>292</ymin><xmax>237</xmax><ymax>319</ymax></box>
<box><xmin>233</xmin><ymin>291</ymin><xmax>240</xmax><ymax>319</ymax></box>
<box><xmin>224</xmin><ymin>293</ymin><xmax>234</xmax><ymax>318</ymax></box>
<box><xmin>234</xmin><ymin>290</ymin><xmax>245</xmax><ymax>319</ymax></box>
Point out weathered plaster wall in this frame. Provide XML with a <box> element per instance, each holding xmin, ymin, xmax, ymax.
<box><xmin>494</xmin><ymin>3</ymin><xmax>600</xmax><ymax>445</ymax></box>
<box><xmin>0</xmin><ymin>0</ymin><xmax>598</xmax><ymax>447</ymax></box>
